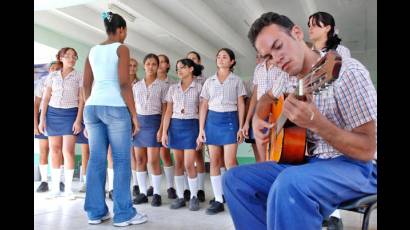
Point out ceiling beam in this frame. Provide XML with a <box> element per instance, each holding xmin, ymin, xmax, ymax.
<box><xmin>238</xmin><ymin>0</ymin><xmax>265</xmax><ymax>25</ymax></box>
<box><xmin>53</xmin><ymin>5</ymin><xmax>182</xmax><ymax>63</ymax></box>
<box><xmin>298</xmin><ymin>0</ymin><xmax>317</xmax><ymax>20</ymax></box>
<box><xmin>119</xmin><ymin>0</ymin><xmax>219</xmax><ymax>60</ymax></box>
<box><xmin>175</xmin><ymin>0</ymin><xmax>255</xmax><ymax>59</ymax></box>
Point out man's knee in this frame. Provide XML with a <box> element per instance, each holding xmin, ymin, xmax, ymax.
<box><xmin>272</xmin><ymin>167</ymin><xmax>306</xmax><ymax>195</ymax></box>
<box><xmin>222</xmin><ymin>166</ymin><xmax>244</xmax><ymax>190</ymax></box>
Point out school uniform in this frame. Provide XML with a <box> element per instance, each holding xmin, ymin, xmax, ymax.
<box><xmin>253</xmin><ymin>61</ymin><xmax>294</xmax><ymax>101</ymax></box>
<box><xmin>132</xmin><ymin>78</ymin><xmax>168</xmax><ymax>147</ymax></box>
<box><xmin>194</xmin><ymin>73</ymin><xmax>207</xmax><ymax>86</ymax></box>
<box><xmin>200</xmin><ymin>72</ymin><xmax>246</xmax><ymax>146</ymax></box>
<box><xmin>44</xmin><ymin>70</ymin><xmax>83</xmax><ymax>136</ymax></box>
<box><xmin>165</xmin><ymin>81</ymin><xmax>202</xmax><ymax>150</ymax></box>
<box><xmin>34</xmin><ymin>75</ymin><xmax>50</xmax><ymax>139</ymax></box>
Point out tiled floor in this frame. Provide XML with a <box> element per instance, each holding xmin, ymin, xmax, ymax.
<box><xmin>34</xmin><ymin>177</ymin><xmax>376</xmax><ymax>230</ymax></box>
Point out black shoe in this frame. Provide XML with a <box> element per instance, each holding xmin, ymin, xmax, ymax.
<box><xmin>183</xmin><ymin>189</ymin><xmax>191</xmax><ymax>202</ymax></box>
<box><xmin>133</xmin><ymin>193</ymin><xmax>148</xmax><ymax>204</ymax></box>
<box><xmin>197</xmin><ymin>190</ymin><xmax>205</xmax><ymax>202</ymax></box>
<box><xmin>322</xmin><ymin>219</ymin><xmax>329</xmax><ymax>227</ymax></box>
<box><xmin>170</xmin><ymin>198</ymin><xmax>186</xmax><ymax>209</ymax></box>
<box><xmin>327</xmin><ymin>216</ymin><xmax>343</xmax><ymax>230</ymax></box>
<box><xmin>36</xmin><ymin>182</ymin><xmax>49</xmax><ymax>193</ymax></box>
<box><xmin>167</xmin><ymin>187</ymin><xmax>177</xmax><ymax>199</ymax></box>
<box><xmin>189</xmin><ymin>196</ymin><xmax>200</xmax><ymax>211</ymax></box>
<box><xmin>59</xmin><ymin>182</ymin><xmax>65</xmax><ymax>192</ymax></box>
<box><xmin>151</xmin><ymin>194</ymin><xmax>162</xmax><ymax>207</ymax></box>
<box><xmin>206</xmin><ymin>201</ymin><xmax>224</xmax><ymax>215</ymax></box>
<box><xmin>133</xmin><ymin>185</ymin><xmax>140</xmax><ymax>196</ymax></box>
<box><xmin>108</xmin><ymin>190</ymin><xmax>113</xmax><ymax>201</ymax></box>
<box><xmin>209</xmin><ymin>195</ymin><xmax>225</xmax><ymax>204</ymax></box>
<box><xmin>147</xmin><ymin>186</ymin><xmax>153</xmax><ymax>196</ymax></box>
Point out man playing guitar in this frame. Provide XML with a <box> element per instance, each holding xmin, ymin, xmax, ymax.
<box><xmin>222</xmin><ymin>12</ymin><xmax>377</xmax><ymax>230</ymax></box>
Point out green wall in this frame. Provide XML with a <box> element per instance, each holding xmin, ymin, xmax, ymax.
<box><xmin>35</xmin><ymin>24</ymin><xmax>91</xmax><ymax>72</ymax></box>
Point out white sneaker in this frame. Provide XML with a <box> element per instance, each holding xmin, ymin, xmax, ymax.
<box><xmin>64</xmin><ymin>191</ymin><xmax>76</xmax><ymax>200</ymax></box>
<box><xmin>113</xmin><ymin>212</ymin><xmax>148</xmax><ymax>227</ymax></box>
<box><xmin>46</xmin><ymin>190</ymin><xmax>61</xmax><ymax>199</ymax></box>
<box><xmin>88</xmin><ymin>211</ymin><xmax>111</xmax><ymax>225</ymax></box>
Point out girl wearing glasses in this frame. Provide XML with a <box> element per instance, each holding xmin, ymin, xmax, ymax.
<box><xmin>38</xmin><ymin>47</ymin><xmax>83</xmax><ymax>200</ymax></box>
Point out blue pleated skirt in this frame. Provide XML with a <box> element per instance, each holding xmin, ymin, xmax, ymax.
<box><xmin>133</xmin><ymin>114</ymin><xmax>162</xmax><ymax>148</ymax></box>
<box><xmin>168</xmin><ymin>118</ymin><xmax>199</xmax><ymax>150</ymax></box>
<box><xmin>46</xmin><ymin>106</ymin><xmax>78</xmax><ymax>136</ymax></box>
<box><xmin>76</xmin><ymin>123</ymin><xmax>88</xmax><ymax>144</ymax></box>
<box><xmin>205</xmin><ymin>110</ymin><xmax>239</xmax><ymax>146</ymax></box>
<box><xmin>35</xmin><ymin>112</ymin><xmax>48</xmax><ymax>139</ymax></box>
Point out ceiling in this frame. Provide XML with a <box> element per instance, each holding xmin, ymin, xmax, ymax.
<box><xmin>34</xmin><ymin>0</ymin><xmax>377</xmax><ymax>79</ymax></box>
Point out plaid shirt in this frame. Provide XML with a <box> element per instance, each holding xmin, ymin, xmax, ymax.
<box><xmin>158</xmin><ymin>76</ymin><xmax>177</xmax><ymax>92</ymax></box>
<box><xmin>45</xmin><ymin>70</ymin><xmax>83</xmax><ymax>109</ymax></box>
<box><xmin>133</xmin><ymin>78</ymin><xmax>167</xmax><ymax>115</ymax></box>
<box><xmin>319</xmin><ymin>45</ymin><xmax>351</xmax><ymax>60</ymax></box>
<box><xmin>244</xmin><ymin>79</ymin><xmax>254</xmax><ymax>98</ymax></box>
<box><xmin>165</xmin><ymin>80</ymin><xmax>202</xmax><ymax>119</ymax></box>
<box><xmin>253</xmin><ymin>62</ymin><xmax>293</xmax><ymax>100</ymax></box>
<box><xmin>307</xmin><ymin>57</ymin><xmax>377</xmax><ymax>159</ymax></box>
<box><xmin>35</xmin><ymin>74</ymin><xmax>52</xmax><ymax>111</ymax></box>
<box><xmin>194</xmin><ymin>73</ymin><xmax>207</xmax><ymax>86</ymax></box>
<box><xmin>200</xmin><ymin>72</ymin><xmax>247</xmax><ymax>112</ymax></box>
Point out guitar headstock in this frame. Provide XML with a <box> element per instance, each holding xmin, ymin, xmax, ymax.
<box><xmin>299</xmin><ymin>50</ymin><xmax>342</xmax><ymax>95</ymax></box>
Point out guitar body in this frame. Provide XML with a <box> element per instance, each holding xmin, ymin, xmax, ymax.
<box><xmin>266</xmin><ymin>95</ymin><xmax>307</xmax><ymax>164</ymax></box>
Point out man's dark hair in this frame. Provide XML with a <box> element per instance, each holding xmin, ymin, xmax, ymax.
<box><xmin>248</xmin><ymin>12</ymin><xmax>295</xmax><ymax>49</ymax></box>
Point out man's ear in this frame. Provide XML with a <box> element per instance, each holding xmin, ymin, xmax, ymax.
<box><xmin>291</xmin><ymin>25</ymin><xmax>304</xmax><ymax>41</ymax></box>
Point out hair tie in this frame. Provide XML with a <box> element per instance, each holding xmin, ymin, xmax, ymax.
<box><xmin>101</xmin><ymin>12</ymin><xmax>112</xmax><ymax>22</ymax></box>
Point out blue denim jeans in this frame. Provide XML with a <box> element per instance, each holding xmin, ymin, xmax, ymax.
<box><xmin>223</xmin><ymin>156</ymin><xmax>377</xmax><ymax>230</ymax></box>
<box><xmin>83</xmin><ymin>105</ymin><xmax>136</xmax><ymax>223</ymax></box>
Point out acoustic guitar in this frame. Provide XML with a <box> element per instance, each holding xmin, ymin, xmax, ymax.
<box><xmin>266</xmin><ymin>50</ymin><xmax>342</xmax><ymax>164</ymax></box>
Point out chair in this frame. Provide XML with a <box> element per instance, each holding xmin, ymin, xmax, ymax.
<box><xmin>337</xmin><ymin>194</ymin><xmax>377</xmax><ymax>230</ymax></box>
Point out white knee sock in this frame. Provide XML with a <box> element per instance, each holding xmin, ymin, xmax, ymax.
<box><xmin>330</xmin><ymin>209</ymin><xmax>341</xmax><ymax>218</ymax></box>
<box><xmin>197</xmin><ymin>172</ymin><xmax>205</xmax><ymax>190</ymax></box>
<box><xmin>39</xmin><ymin>164</ymin><xmax>48</xmax><ymax>182</ymax></box>
<box><xmin>174</xmin><ymin>175</ymin><xmax>185</xmax><ymax>199</ymax></box>
<box><xmin>220</xmin><ymin>168</ymin><xmax>226</xmax><ymax>195</ymax></box>
<box><xmin>183</xmin><ymin>172</ymin><xmax>189</xmax><ymax>191</ymax></box>
<box><xmin>210</xmin><ymin>175</ymin><xmax>223</xmax><ymax>203</ymax></box>
<box><xmin>132</xmin><ymin>170</ymin><xmax>138</xmax><ymax>186</ymax></box>
<box><xmin>107</xmin><ymin>168</ymin><xmax>114</xmax><ymax>191</ymax></box>
<box><xmin>188</xmin><ymin>177</ymin><xmax>198</xmax><ymax>199</ymax></box>
<box><xmin>136</xmin><ymin>171</ymin><xmax>148</xmax><ymax>195</ymax></box>
<box><xmin>152</xmin><ymin>174</ymin><xmax>162</xmax><ymax>195</ymax></box>
<box><xmin>163</xmin><ymin>166</ymin><xmax>175</xmax><ymax>189</ymax></box>
<box><xmin>51</xmin><ymin>168</ymin><xmax>61</xmax><ymax>192</ymax></box>
<box><xmin>64</xmin><ymin>169</ymin><xmax>74</xmax><ymax>193</ymax></box>
<box><xmin>220</xmin><ymin>167</ymin><xmax>226</xmax><ymax>177</ymax></box>
<box><xmin>60</xmin><ymin>165</ymin><xmax>65</xmax><ymax>182</ymax></box>
<box><xmin>147</xmin><ymin>165</ymin><xmax>153</xmax><ymax>186</ymax></box>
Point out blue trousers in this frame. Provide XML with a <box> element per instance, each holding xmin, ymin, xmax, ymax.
<box><xmin>222</xmin><ymin>156</ymin><xmax>377</xmax><ymax>230</ymax></box>
<box><xmin>83</xmin><ymin>105</ymin><xmax>137</xmax><ymax>223</ymax></box>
